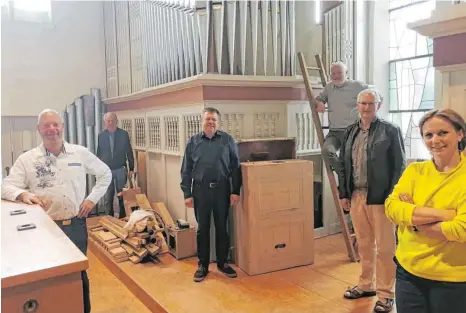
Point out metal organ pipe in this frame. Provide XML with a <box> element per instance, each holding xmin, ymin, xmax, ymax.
<box><xmin>91</xmin><ymin>88</ymin><xmax>103</xmax><ymax>153</ymax></box>
<box><xmin>82</xmin><ymin>94</ymin><xmax>96</xmax><ymax>196</ymax></box>
<box><xmin>62</xmin><ymin>111</ymin><xmax>69</xmax><ymax>142</ymax></box>
<box><xmin>75</xmin><ymin>97</ymin><xmax>86</xmax><ymax>147</ymax></box>
<box><xmin>66</xmin><ymin>104</ymin><xmax>77</xmax><ymax>144</ymax></box>
<box><xmin>101</xmin><ymin>0</ymin><xmax>297</xmax><ymax>93</ymax></box>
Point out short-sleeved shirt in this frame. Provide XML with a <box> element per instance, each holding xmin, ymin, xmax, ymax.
<box><xmin>316</xmin><ymin>80</ymin><xmax>368</xmax><ymax>130</ymax></box>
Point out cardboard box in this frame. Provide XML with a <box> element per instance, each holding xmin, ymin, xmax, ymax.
<box><xmin>234</xmin><ymin>159</ymin><xmax>314</xmax><ymax>275</ymax></box>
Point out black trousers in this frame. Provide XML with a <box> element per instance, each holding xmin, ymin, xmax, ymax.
<box><xmin>56</xmin><ymin>217</ymin><xmax>91</xmax><ymax>313</ymax></box>
<box><xmin>395</xmin><ymin>260</ymin><xmax>466</xmax><ymax>313</ymax></box>
<box><xmin>103</xmin><ymin>167</ymin><xmax>127</xmax><ymax>218</ymax></box>
<box><xmin>192</xmin><ymin>181</ymin><xmax>230</xmax><ymax>268</ymax></box>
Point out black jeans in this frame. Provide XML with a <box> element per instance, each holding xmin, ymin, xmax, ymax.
<box><xmin>56</xmin><ymin>217</ymin><xmax>91</xmax><ymax>313</ymax></box>
<box><xmin>395</xmin><ymin>260</ymin><xmax>466</xmax><ymax>313</ymax></box>
<box><xmin>192</xmin><ymin>181</ymin><xmax>230</xmax><ymax>268</ymax></box>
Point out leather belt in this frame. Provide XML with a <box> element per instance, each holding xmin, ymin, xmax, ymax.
<box><xmin>208</xmin><ymin>182</ymin><xmax>219</xmax><ymax>188</ymax></box>
<box><xmin>55</xmin><ymin>217</ymin><xmax>76</xmax><ymax>226</ymax></box>
<box><xmin>194</xmin><ymin>181</ymin><xmax>222</xmax><ymax>189</ymax></box>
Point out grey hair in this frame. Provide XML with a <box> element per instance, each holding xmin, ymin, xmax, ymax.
<box><xmin>37</xmin><ymin>109</ymin><xmax>63</xmax><ymax>124</ymax></box>
<box><xmin>357</xmin><ymin>89</ymin><xmax>384</xmax><ymax>104</ymax></box>
<box><xmin>330</xmin><ymin>61</ymin><xmax>348</xmax><ymax>73</ymax></box>
<box><xmin>103</xmin><ymin>112</ymin><xmax>118</xmax><ymax>121</ymax></box>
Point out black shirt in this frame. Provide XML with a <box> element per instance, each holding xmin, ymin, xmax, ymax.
<box><xmin>180</xmin><ymin>130</ymin><xmax>241</xmax><ymax>199</ymax></box>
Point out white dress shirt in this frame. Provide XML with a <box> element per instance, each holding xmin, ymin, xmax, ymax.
<box><xmin>1</xmin><ymin>142</ymin><xmax>112</xmax><ymax>220</ymax></box>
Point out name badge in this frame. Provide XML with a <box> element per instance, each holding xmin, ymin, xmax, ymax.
<box><xmin>68</xmin><ymin>163</ymin><xmax>82</xmax><ymax>167</ymax></box>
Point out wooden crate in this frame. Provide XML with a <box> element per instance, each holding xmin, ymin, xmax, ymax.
<box><xmin>167</xmin><ymin>227</ymin><xmax>197</xmax><ymax>260</ymax></box>
<box><xmin>234</xmin><ymin>160</ymin><xmax>314</xmax><ymax>275</ymax></box>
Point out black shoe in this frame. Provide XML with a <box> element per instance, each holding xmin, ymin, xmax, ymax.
<box><xmin>217</xmin><ymin>263</ymin><xmax>237</xmax><ymax>278</ymax></box>
<box><xmin>193</xmin><ymin>265</ymin><xmax>208</xmax><ymax>282</ymax></box>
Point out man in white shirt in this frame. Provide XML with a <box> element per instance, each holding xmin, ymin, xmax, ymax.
<box><xmin>2</xmin><ymin>109</ymin><xmax>112</xmax><ymax>313</ymax></box>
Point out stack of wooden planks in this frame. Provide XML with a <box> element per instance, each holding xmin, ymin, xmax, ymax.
<box><xmin>88</xmin><ymin>193</ymin><xmax>186</xmax><ymax>264</ymax></box>
<box><xmin>88</xmin><ymin>208</ymin><xmax>168</xmax><ymax>264</ymax></box>
<box><xmin>88</xmin><ymin>224</ymin><xmax>128</xmax><ymax>263</ymax></box>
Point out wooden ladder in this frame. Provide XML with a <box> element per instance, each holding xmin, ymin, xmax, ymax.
<box><xmin>297</xmin><ymin>52</ymin><xmax>359</xmax><ymax>262</ymax></box>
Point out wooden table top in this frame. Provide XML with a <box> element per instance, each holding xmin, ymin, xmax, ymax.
<box><xmin>1</xmin><ymin>200</ymin><xmax>88</xmax><ymax>289</ymax></box>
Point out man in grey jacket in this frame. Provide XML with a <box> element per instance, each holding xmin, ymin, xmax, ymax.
<box><xmin>97</xmin><ymin>112</ymin><xmax>134</xmax><ymax>218</ymax></box>
<box><xmin>338</xmin><ymin>89</ymin><xmax>406</xmax><ymax>313</ymax></box>
<box><xmin>314</xmin><ymin>62</ymin><xmax>369</xmax><ymax>174</ymax></box>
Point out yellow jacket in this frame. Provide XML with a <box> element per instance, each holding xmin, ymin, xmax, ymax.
<box><xmin>385</xmin><ymin>154</ymin><xmax>466</xmax><ymax>282</ymax></box>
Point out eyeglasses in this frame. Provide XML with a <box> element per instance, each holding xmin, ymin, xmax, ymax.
<box><xmin>358</xmin><ymin>102</ymin><xmax>378</xmax><ymax>105</ymax></box>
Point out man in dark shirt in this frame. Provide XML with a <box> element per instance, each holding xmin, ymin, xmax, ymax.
<box><xmin>97</xmin><ymin>112</ymin><xmax>134</xmax><ymax>218</ymax></box>
<box><xmin>181</xmin><ymin>107</ymin><xmax>242</xmax><ymax>282</ymax></box>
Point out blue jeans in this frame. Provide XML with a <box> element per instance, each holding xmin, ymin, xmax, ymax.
<box><xmin>56</xmin><ymin>217</ymin><xmax>90</xmax><ymax>313</ymax></box>
<box><xmin>395</xmin><ymin>258</ymin><xmax>466</xmax><ymax>313</ymax></box>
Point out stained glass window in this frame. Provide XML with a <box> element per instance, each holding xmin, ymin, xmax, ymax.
<box><xmin>388</xmin><ymin>0</ymin><xmax>435</xmax><ymax>159</ymax></box>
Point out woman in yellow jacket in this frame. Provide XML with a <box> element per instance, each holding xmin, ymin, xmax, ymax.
<box><xmin>385</xmin><ymin>108</ymin><xmax>466</xmax><ymax>313</ymax></box>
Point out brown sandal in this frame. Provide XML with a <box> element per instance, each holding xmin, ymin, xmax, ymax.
<box><xmin>374</xmin><ymin>299</ymin><xmax>394</xmax><ymax>312</ymax></box>
<box><xmin>343</xmin><ymin>286</ymin><xmax>376</xmax><ymax>299</ymax></box>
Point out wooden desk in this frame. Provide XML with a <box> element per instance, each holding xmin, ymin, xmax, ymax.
<box><xmin>1</xmin><ymin>200</ymin><xmax>88</xmax><ymax>313</ymax></box>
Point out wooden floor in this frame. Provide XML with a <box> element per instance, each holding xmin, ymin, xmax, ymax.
<box><xmin>89</xmin><ymin>234</ymin><xmax>396</xmax><ymax>313</ymax></box>
<box><xmin>88</xmin><ymin>251</ymin><xmax>151</xmax><ymax>313</ymax></box>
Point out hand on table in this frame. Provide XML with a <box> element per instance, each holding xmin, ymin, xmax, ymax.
<box><xmin>17</xmin><ymin>192</ymin><xmax>45</xmax><ymax>208</ymax></box>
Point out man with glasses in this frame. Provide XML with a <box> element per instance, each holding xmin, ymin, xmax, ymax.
<box><xmin>314</xmin><ymin>61</ymin><xmax>369</xmax><ymax>174</ymax></box>
<box><xmin>338</xmin><ymin>89</ymin><xmax>406</xmax><ymax>313</ymax></box>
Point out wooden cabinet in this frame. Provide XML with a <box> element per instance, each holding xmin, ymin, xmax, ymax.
<box><xmin>234</xmin><ymin>160</ymin><xmax>314</xmax><ymax>275</ymax></box>
<box><xmin>1</xmin><ymin>201</ymin><xmax>88</xmax><ymax>313</ymax></box>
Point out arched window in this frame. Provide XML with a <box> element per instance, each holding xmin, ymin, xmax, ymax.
<box><xmin>388</xmin><ymin>0</ymin><xmax>436</xmax><ymax>159</ymax></box>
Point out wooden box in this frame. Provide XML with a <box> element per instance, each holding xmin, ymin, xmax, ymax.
<box><xmin>1</xmin><ymin>201</ymin><xmax>88</xmax><ymax>313</ymax></box>
<box><xmin>167</xmin><ymin>227</ymin><xmax>197</xmax><ymax>260</ymax></box>
<box><xmin>234</xmin><ymin>160</ymin><xmax>314</xmax><ymax>275</ymax></box>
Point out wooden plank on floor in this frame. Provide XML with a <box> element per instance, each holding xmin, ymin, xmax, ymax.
<box><xmin>88</xmin><ymin>239</ymin><xmax>168</xmax><ymax>313</ymax></box>
<box><xmin>90</xmin><ymin>234</ymin><xmax>382</xmax><ymax>313</ymax></box>
<box><xmin>87</xmin><ymin>251</ymin><xmax>152</xmax><ymax>313</ymax></box>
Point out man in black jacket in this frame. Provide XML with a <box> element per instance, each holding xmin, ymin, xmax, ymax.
<box><xmin>97</xmin><ymin>112</ymin><xmax>134</xmax><ymax>218</ymax></box>
<box><xmin>338</xmin><ymin>89</ymin><xmax>406</xmax><ymax>313</ymax></box>
<box><xmin>180</xmin><ymin>107</ymin><xmax>242</xmax><ymax>283</ymax></box>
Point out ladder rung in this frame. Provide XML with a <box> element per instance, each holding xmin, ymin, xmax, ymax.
<box><xmin>306</xmin><ymin>66</ymin><xmax>321</xmax><ymax>71</ymax></box>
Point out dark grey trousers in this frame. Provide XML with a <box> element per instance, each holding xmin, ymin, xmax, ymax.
<box><xmin>395</xmin><ymin>259</ymin><xmax>466</xmax><ymax>313</ymax></box>
<box><xmin>322</xmin><ymin>129</ymin><xmax>346</xmax><ymax>174</ymax></box>
<box><xmin>56</xmin><ymin>217</ymin><xmax>90</xmax><ymax>313</ymax></box>
<box><xmin>103</xmin><ymin>167</ymin><xmax>127</xmax><ymax>217</ymax></box>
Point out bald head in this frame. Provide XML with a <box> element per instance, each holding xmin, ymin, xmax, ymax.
<box><xmin>37</xmin><ymin>109</ymin><xmax>64</xmax><ymax>144</ymax></box>
<box><xmin>103</xmin><ymin>112</ymin><xmax>118</xmax><ymax>132</ymax></box>
<box><xmin>38</xmin><ymin>109</ymin><xmax>62</xmax><ymax>125</ymax></box>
